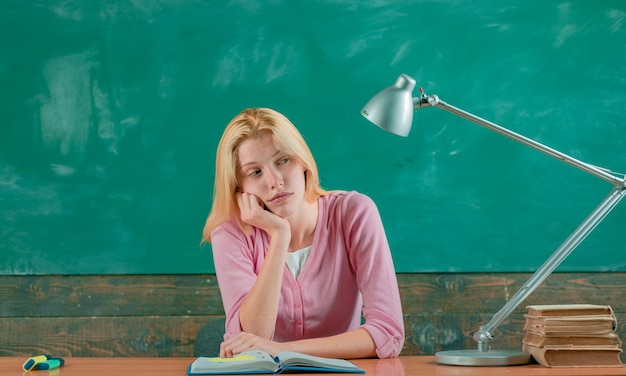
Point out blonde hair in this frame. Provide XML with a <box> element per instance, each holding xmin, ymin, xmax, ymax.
<box><xmin>202</xmin><ymin>108</ymin><xmax>327</xmax><ymax>243</ymax></box>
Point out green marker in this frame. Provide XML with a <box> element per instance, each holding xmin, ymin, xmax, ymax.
<box><xmin>34</xmin><ymin>358</ymin><xmax>65</xmax><ymax>370</ymax></box>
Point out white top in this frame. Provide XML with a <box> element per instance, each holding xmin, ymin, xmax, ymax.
<box><xmin>285</xmin><ymin>246</ymin><xmax>311</xmax><ymax>279</ymax></box>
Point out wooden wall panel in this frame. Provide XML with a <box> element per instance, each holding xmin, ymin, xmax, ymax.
<box><xmin>0</xmin><ymin>275</ymin><xmax>223</xmax><ymax>317</ymax></box>
<box><xmin>1</xmin><ymin>273</ymin><xmax>624</xmax><ymax>358</ymax></box>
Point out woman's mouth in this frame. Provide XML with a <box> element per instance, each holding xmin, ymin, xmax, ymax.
<box><xmin>268</xmin><ymin>192</ymin><xmax>292</xmax><ymax>204</ymax></box>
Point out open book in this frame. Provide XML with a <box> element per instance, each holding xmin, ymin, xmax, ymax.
<box><xmin>187</xmin><ymin>350</ymin><xmax>365</xmax><ymax>375</ymax></box>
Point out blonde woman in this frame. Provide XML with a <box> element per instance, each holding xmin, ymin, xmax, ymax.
<box><xmin>203</xmin><ymin>108</ymin><xmax>404</xmax><ymax>359</ymax></box>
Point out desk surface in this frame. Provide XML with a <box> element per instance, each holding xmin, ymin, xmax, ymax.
<box><xmin>1</xmin><ymin>356</ymin><xmax>625</xmax><ymax>376</ymax></box>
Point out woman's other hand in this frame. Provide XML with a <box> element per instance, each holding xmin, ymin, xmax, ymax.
<box><xmin>219</xmin><ymin>332</ymin><xmax>286</xmax><ymax>358</ymax></box>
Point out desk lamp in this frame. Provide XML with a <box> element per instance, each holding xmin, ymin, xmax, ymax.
<box><xmin>361</xmin><ymin>74</ymin><xmax>626</xmax><ymax>366</ymax></box>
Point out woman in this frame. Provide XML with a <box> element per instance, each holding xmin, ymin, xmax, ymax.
<box><xmin>202</xmin><ymin>108</ymin><xmax>404</xmax><ymax>359</ymax></box>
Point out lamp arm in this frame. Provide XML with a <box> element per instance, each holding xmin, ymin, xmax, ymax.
<box><xmin>415</xmin><ymin>94</ymin><xmax>624</xmax><ymax>186</ymax></box>
<box><xmin>414</xmin><ymin>93</ymin><xmax>626</xmax><ymax>352</ymax></box>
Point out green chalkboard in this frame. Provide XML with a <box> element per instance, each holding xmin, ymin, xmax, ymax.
<box><xmin>1</xmin><ymin>1</ymin><xmax>625</xmax><ymax>274</ymax></box>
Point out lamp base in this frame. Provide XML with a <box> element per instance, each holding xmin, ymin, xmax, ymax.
<box><xmin>435</xmin><ymin>349</ymin><xmax>531</xmax><ymax>366</ymax></box>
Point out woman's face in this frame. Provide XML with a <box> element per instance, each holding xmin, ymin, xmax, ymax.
<box><xmin>237</xmin><ymin>133</ymin><xmax>307</xmax><ymax>218</ymax></box>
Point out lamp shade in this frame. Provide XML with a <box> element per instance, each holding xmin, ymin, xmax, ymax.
<box><xmin>361</xmin><ymin>74</ymin><xmax>416</xmax><ymax>137</ymax></box>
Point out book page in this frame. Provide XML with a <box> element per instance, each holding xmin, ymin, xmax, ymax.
<box><xmin>276</xmin><ymin>351</ymin><xmax>364</xmax><ymax>372</ymax></box>
<box><xmin>188</xmin><ymin>350</ymin><xmax>278</xmax><ymax>374</ymax></box>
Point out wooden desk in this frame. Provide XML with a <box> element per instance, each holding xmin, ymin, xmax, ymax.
<box><xmin>1</xmin><ymin>356</ymin><xmax>625</xmax><ymax>376</ymax></box>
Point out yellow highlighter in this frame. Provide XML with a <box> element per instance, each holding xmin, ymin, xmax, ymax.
<box><xmin>22</xmin><ymin>354</ymin><xmax>52</xmax><ymax>371</ymax></box>
<box><xmin>208</xmin><ymin>354</ymin><xmax>257</xmax><ymax>363</ymax></box>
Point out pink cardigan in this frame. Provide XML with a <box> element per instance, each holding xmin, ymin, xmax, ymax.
<box><xmin>211</xmin><ymin>191</ymin><xmax>405</xmax><ymax>358</ymax></box>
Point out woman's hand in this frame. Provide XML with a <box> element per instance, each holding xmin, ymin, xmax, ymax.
<box><xmin>237</xmin><ymin>192</ymin><xmax>289</xmax><ymax>238</ymax></box>
<box><xmin>219</xmin><ymin>332</ymin><xmax>286</xmax><ymax>358</ymax></box>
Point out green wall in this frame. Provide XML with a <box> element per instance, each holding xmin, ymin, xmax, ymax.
<box><xmin>1</xmin><ymin>1</ymin><xmax>625</xmax><ymax>274</ymax></box>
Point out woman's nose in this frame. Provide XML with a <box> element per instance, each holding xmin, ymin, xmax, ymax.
<box><xmin>266</xmin><ymin>168</ymin><xmax>283</xmax><ymax>188</ymax></box>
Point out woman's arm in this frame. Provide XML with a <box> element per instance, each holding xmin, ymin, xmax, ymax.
<box><xmin>220</xmin><ymin>328</ymin><xmax>377</xmax><ymax>359</ymax></box>
<box><xmin>234</xmin><ymin>192</ymin><xmax>291</xmax><ymax>339</ymax></box>
<box><xmin>237</xmin><ymin>228</ymin><xmax>289</xmax><ymax>338</ymax></box>
<box><xmin>343</xmin><ymin>192</ymin><xmax>405</xmax><ymax>358</ymax></box>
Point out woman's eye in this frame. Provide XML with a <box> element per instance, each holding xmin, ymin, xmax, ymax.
<box><xmin>248</xmin><ymin>169</ymin><xmax>262</xmax><ymax>177</ymax></box>
<box><xmin>277</xmin><ymin>157</ymin><xmax>289</xmax><ymax>165</ymax></box>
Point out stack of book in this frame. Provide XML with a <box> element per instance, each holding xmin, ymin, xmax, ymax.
<box><xmin>522</xmin><ymin>304</ymin><xmax>624</xmax><ymax>367</ymax></box>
